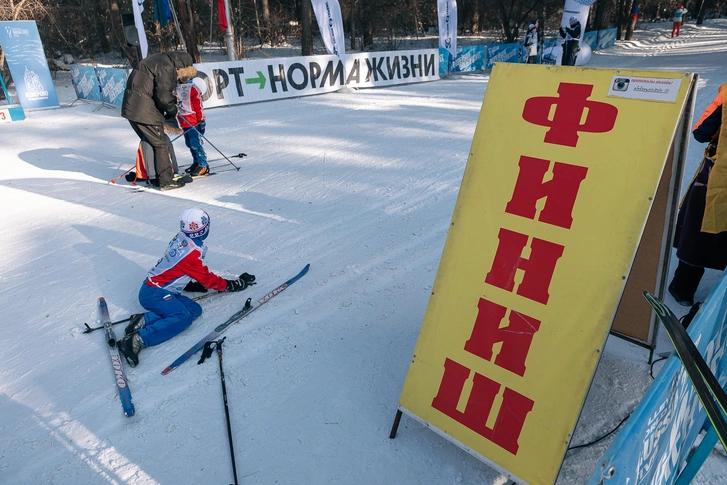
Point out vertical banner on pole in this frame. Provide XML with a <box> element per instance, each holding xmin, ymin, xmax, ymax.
<box><xmin>310</xmin><ymin>0</ymin><xmax>346</xmax><ymax>56</ymax></box>
<box><xmin>132</xmin><ymin>0</ymin><xmax>149</xmax><ymax>58</ymax></box>
<box><xmin>395</xmin><ymin>64</ymin><xmax>693</xmax><ymax>485</ymax></box>
<box><xmin>544</xmin><ymin>0</ymin><xmax>595</xmax><ymax>66</ymax></box>
<box><xmin>0</xmin><ymin>21</ymin><xmax>59</xmax><ymax>110</ymax></box>
<box><xmin>437</xmin><ymin>0</ymin><xmax>457</xmax><ymax>59</ymax></box>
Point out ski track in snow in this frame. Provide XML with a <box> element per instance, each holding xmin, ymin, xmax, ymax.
<box><xmin>2</xmin><ymin>19</ymin><xmax>727</xmax><ymax>485</ymax></box>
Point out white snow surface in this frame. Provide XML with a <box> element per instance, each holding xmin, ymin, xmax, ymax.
<box><xmin>2</xmin><ymin>20</ymin><xmax>727</xmax><ymax>485</ymax></box>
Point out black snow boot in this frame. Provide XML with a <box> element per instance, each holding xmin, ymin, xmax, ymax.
<box><xmin>668</xmin><ymin>261</ymin><xmax>704</xmax><ymax>307</ymax></box>
<box><xmin>124</xmin><ymin>313</ymin><xmax>146</xmax><ymax>335</ymax></box>
<box><xmin>117</xmin><ymin>334</ymin><xmax>144</xmax><ymax>367</ymax></box>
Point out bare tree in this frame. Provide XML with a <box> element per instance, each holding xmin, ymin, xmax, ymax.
<box><xmin>301</xmin><ymin>0</ymin><xmax>313</xmax><ymax>55</ymax></box>
<box><xmin>175</xmin><ymin>0</ymin><xmax>201</xmax><ymax>61</ymax></box>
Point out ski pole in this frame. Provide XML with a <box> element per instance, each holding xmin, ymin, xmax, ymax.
<box><xmin>82</xmin><ymin>291</ymin><xmax>219</xmax><ymax>333</ymax></box>
<box><xmin>191</xmin><ymin>125</ymin><xmax>244</xmax><ymax>171</ymax></box>
<box><xmin>198</xmin><ymin>337</ymin><xmax>239</xmax><ymax>485</ymax></box>
<box><xmin>110</xmin><ymin>133</ymin><xmax>185</xmax><ymax>184</ymax></box>
<box><xmin>109</xmin><ymin>165</ymin><xmax>135</xmax><ymax>184</ymax></box>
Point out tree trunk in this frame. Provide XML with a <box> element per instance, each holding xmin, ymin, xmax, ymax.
<box><xmin>261</xmin><ymin>0</ymin><xmax>271</xmax><ymax>41</ymax></box>
<box><xmin>175</xmin><ymin>0</ymin><xmax>201</xmax><ymax>61</ymax></box>
<box><xmin>96</xmin><ymin>1</ymin><xmax>112</xmax><ymax>54</ymax></box>
<box><xmin>593</xmin><ymin>0</ymin><xmax>606</xmax><ymax>30</ymax></box>
<box><xmin>107</xmin><ymin>0</ymin><xmax>138</xmax><ymax>66</ymax></box>
<box><xmin>616</xmin><ymin>0</ymin><xmax>626</xmax><ymax>40</ymax></box>
<box><xmin>349</xmin><ymin>0</ymin><xmax>358</xmax><ymax>50</ymax></box>
<box><xmin>696</xmin><ymin>0</ymin><xmax>711</xmax><ymax>25</ymax></box>
<box><xmin>625</xmin><ymin>1</ymin><xmax>636</xmax><ymax>40</ymax></box>
<box><xmin>301</xmin><ymin>0</ymin><xmax>313</xmax><ymax>55</ymax></box>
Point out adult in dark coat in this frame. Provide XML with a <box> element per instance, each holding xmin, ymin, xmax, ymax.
<box><xmin>669</xmin><ymin>85</ymin><xmax>727</xmax><ymax>306</ymax></box>
<box><xmin>122</xmin><ymin>52</ymin><xmax>196</xmax><ymax>190</ymax></box>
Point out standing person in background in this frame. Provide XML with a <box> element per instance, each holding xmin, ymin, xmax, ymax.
<box><xmin>671</xmin><ymin>4</ymin><xmax>688</xmax><ymax>37</ymax></box>
<box><xmin>630</xmin><ymin>3</ymin><xmax>641</xmax><ymax>31</ymax></box>
<box><xmin>121</xmin><ymin>51</ymin><xmax>196</xmax><ymax>191</ymax></box>
<box><xmin>559</xmin><ymin>17</ymin><xmax>581</xmax><ymax>66</ymax></box>
<box><xmin>176</xmin><ymin>73</ymin><xmax>209</xmax><ymax>177</ymax></box>
<box><xmin>524</xmin><ymin>21</ymin><xmax>539</xmax><ymax>64</ymax></box>
<box><xmin>669</xmin><ymin>84</ymin><xmax>727</xmax><ymax>306</ymax></box>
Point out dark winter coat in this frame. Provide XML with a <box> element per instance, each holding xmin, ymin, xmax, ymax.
<box><xmin>674</xmin><ymin>94</ymin><xmax>727</xmax><ymax>270</ymax></box>
<box><xmin>121</xmin><ymin>52</ymin><xmax>194</xmax><ymax>125</ymax></box>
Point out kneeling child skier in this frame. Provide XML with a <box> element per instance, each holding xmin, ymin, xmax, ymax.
<box><xmin>117</xmin><ymin>208</ymin><xmax>255</xmax><ymax>366</ymax></box>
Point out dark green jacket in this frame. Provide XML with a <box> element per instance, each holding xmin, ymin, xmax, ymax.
<box><xmin>121</xmin><ymin>52</ymin><xmax>193</xmax><ymax>125</ymax></box>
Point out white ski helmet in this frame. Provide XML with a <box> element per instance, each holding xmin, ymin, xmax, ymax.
<box><xmin>180</xmin><ymin>208</ymin><xmax>210</xmax><ymax>239</ymax></box>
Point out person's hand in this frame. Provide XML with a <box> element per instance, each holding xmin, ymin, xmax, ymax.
<box><xmin>226</xmin><ymin>273</ymin><xmax>255</xmax><ymax>292</ymax></box>
<box><xmin>226</xmin><ymin>279</ymin><xmax>245</xmax><ymax>292</ymax></box>
<box><xmin>239</xmin><ymin>272</ymin><xmax>256</xmax><ymax>287</ymax></box>
<box><xmin>197</xmin><ymin>120</ymin><xmax>206</xmax><ymax>135</ymax></box>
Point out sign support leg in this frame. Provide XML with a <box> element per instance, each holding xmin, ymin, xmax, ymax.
<box><xmin>675</xmin><ymin>420</ymin><xmax>718</xmax><ymax>485</ymax></box>
<box><xmin>389</xmin><ymin>409</ymin><xmax>403</xmax><ymax>439</ymax></box>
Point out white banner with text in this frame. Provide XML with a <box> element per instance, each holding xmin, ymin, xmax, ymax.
<box><xmin>194</xmin><ymin>49</ymin><xmax>440</xmax><ymax>109</ymax></box>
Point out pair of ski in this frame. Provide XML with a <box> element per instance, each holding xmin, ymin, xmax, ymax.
<box><xmin>644</xmin><ymin>291</ymin><xmax>727</xmax><ymax>449</ymax></box>
<box><xmin>95</xmin><ymin>264</ymin><xmax>310</xmax><ymax>417</ymax></box>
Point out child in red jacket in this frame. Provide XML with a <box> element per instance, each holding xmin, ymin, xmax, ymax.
<box><xmin>176</xmin><ymin>77</ymin><xmax>209</xmax><ymax>176</ymax></box>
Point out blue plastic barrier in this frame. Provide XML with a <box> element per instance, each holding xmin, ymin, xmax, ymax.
<box><xmin>597</xmin><ymin>28</ymin><xmax>618</xmax><ymax>49</ymax></box>
<box><xmin>96</xmin><ymin>67</ymin><xmax>130</xmax><ymax>107</ymax></box>
<box><xmin>486</xmin><ymin>42</ymin><xmax>524</xmax><ymax>69</ymax></box>
<box><xmin>451</xmin><ymin>45</ymin><xmax>488</xmax><ymax>73</ymax></box>
<box><xmin>70</xmin><ymin>64</ymin><xmax>103</xmax><ymax>102</ymax></box>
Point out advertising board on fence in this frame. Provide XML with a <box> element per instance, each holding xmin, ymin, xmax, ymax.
<box><xmin>395</xmin><ymin>64</ymin><xmax>692</xmax><ymax>484</ymax></box>
<box><xmin>486</xmin><ymin>43</ymin><xmax>523</xmax><ymax>69</ymax></box>
<box><xmin>590</xmin><ymin>273</ymin><xmax>727</xmax><ymax>484</ymax></box>
<box><xmin>451</xmin><ymin>45</ymin><xmax>487</xmax><ymax>73</ymax></box>
<box><xmin>0</xmin><ymin>21</ymin><xmax>59</xmax><ymax>110</ymax></box>
<box><xmin>70</xmin><ymin>65</ymin><xmax>103</xmax><ymax>102</ymax></box>
<box><xmin>194</xmin><ymin>49</ymin><xmax>439</xmax><ymax>108</ymax></box>
<box><xmin>96</xmin><ymin>67</ymin><xmax>129</xmax><ymax>107</ymax></box>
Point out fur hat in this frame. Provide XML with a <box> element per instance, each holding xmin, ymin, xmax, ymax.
<box><xmin>176</xmin><ymin>66</ymin><xmax>198</xmax><ymax>81</ymax></box>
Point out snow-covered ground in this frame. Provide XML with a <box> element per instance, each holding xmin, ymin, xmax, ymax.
<box><xmin>1</xmin><ymin>20</ymin><xmax>726</xmax><ymax>485</ymax></box>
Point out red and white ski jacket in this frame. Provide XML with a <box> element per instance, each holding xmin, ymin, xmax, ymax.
<box><xmin>175</xmin><ymin>82</ymin><xmax>204</xmax><ymax>129</ymax></box>
<box><xmin>145</xmin><ymin>232</ymin><xmax>228</xmax><ymax>293</ymax></box>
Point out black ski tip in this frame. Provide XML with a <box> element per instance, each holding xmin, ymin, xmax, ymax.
<box><xmin>83</xmin><ymin>323</ymin><xmax>93</xmax><ymax>333</ymax></box>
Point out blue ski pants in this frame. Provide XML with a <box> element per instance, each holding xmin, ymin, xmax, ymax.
<box><xmin>183</xmin><ymin>125</ymin><xmax>207</xmax><ymax>167</ymax></box>
<box><xmin>137</xmin><ymin>284</ymin><xmax>203</xmax><ymax>347</ymax></box>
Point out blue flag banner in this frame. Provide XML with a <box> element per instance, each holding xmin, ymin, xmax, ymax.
<box><xmin>486</xmin><ymin>42</ymin><xmax>524</xmax><ymax>69</ymax></box>
<box><xmin>451</xmin><ymin>45</ymin><xmax>487</xmax><ymax>73</ymax></box>
<box><xmin>0</xmin><ymin>21</ymin><xmax>59</xmax><ymax>110</ymax></box>
<box><xmin>154</xmin><ymin>0</ymin><xmax>172</xmax><ymax>27</ymax></box>
<box><xmin>96</xmin><ymin>67</ymin><xmax>130</xmax><ymax>107</ymax></box>
<box><xmin>589</xmin><ymin>273</ymin><xmax>727</xmax><ymax>484</ymax></box>
<box><xmin>70</xmin><ymin>65</ymin><xmax>103</xmax><ymax>102</ymax></box>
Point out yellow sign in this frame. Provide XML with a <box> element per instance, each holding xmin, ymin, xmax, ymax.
<box><xmin>398</xmin><ymin>64</ymin><xmax>693</xmax><ymax>484</ymax></box>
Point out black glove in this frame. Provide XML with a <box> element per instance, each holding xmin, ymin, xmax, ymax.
<box><xmin>226</xmin><ymin>272</ymin><xmax>256</xmax><ymax>292</ymax></box>
<box><xmin>184</xmin><ymin>280</ymin><xmax>208</xmax><ymax>293</ymax></box>
<box><xmin>196</xmin><ymin>120</ymin><xmax>206</xmax><ymax>135</ymax></box>
<box><xmin>239</xmin><ymin>272</ymin><xmax>256</xmax><ymax>287</ymax></box>
<box><xmin>226</xmin><ymin>278</ymin><xmax>245</xmax><ymax>292</ymax></box>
